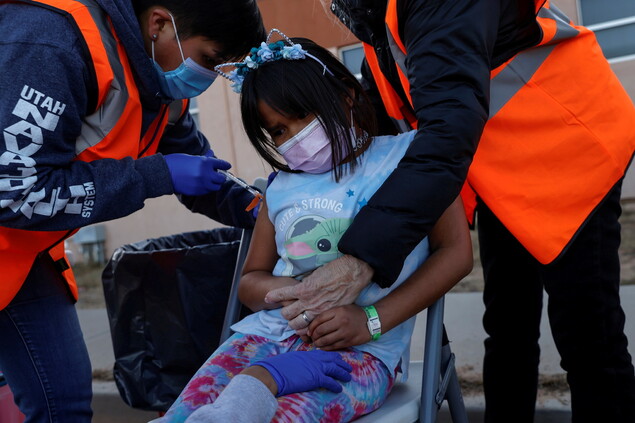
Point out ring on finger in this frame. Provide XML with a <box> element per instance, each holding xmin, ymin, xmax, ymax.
<box><xmin>301</xmin><ymin>311</ymin><xmax>311</xmax><ymax>324</ymax></box>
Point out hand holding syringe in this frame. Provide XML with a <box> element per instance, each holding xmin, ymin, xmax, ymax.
<box><xmin>218</xmin><ymin>169</ymin><xmax>263</xmax><ymax>212</ymax></box>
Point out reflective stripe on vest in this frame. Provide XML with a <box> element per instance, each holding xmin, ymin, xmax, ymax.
<box><xmin>72</xmin><ymin>0</ymin><xmax>129</xmax><ymax>157</ymax></box>
<box><xmin>363</xmin><ymin>0</ymin><xmax>635</xmax><ymax>264</ymax></box>
<box><xmin>0</xmin><ymin>0</ymin><xmax>186</xmax><ymax>309</ymax></box>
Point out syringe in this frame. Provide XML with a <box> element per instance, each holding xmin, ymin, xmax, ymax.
<box><xmin>218</xmin><ymin>169</ymin><xmax>263</xmax><ymax>211</ymax></box>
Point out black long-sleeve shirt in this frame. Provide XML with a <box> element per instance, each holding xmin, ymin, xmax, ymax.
<box><xmin>332</xmin><ymin>0</ymin><xmax>542</xmax><ymax>285</ymax></box>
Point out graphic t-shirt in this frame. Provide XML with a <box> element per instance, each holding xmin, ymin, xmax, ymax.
<box><xmin>231</xmin><ymin>130</ymin><xmax>429</xmax><ymax>379</ymax></box>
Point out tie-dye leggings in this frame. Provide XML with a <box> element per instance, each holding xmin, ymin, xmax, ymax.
<box><xmin>162</xmin><ymin>333</ymin><xmax>396</xmax><ymax>422</ymax></box>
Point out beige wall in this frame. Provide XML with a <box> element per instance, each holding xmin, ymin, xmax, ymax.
<box><xmin>91</xmin><ymin>0</ymin><xmax>635</xmax><ymax>259</ymax></box>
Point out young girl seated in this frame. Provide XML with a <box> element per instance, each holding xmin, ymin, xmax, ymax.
<box><xmin>161</xmin><ymin>30</ymin><xmax>473</xmax><ymax>423</ymax></box>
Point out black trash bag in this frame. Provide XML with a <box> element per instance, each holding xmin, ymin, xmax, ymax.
<box><xmin>102</xmin><ymin>227</ymin><xmax>249</xmax><ymax>412</ymax></box>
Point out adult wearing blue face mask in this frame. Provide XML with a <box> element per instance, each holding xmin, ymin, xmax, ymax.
<box><xmin>150</xmin><ymin>10</ymin><xmax>220</xmax><ymax>100</ymax></box>
<box><xmin>0</xmin><ymin>0</ymin><xmax>265</xmax><ymax>421</ymax></box>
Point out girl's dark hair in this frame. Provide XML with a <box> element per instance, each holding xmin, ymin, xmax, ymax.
<box><xmin>133</xmin><ymin>0</ymin><xmax>265</xmax><ymax>60</ymax></box>
<box><xmin>240</xmin><ymin>37</ymin><xmax>378</xmax><ymax>181</ymax></box>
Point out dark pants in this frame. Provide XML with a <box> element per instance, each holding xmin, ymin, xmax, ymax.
<box><xmin>0</xmin><ymin>255</ymin><xmax>93</xmax><ymax>423</ymax></box>
<box><xmin>479</xmin><ymin>183</ymin><xmax>635</xmax><ymax>423</ymax></box>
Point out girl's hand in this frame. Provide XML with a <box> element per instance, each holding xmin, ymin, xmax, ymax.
<box><xmin>307</xmin><ymin>305</ymin><xmax>370</xmax><ymax>350</ymax></box>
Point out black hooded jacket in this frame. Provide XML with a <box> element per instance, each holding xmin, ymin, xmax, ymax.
<box><xmin>331</xmin><ymin>0</ymin><xmax>543</xmax><ymax>286</ymax></box>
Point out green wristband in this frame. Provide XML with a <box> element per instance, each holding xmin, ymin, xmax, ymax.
<box><xmin>363</xmin><ymin>305</ymin><xmax>381</xmax><ymax>341</ymax></box>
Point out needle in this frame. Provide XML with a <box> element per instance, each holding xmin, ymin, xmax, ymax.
<box><xmin>218</xmin><ymin>169</ymin><xmax>260</xmax><ymax>197</ymax></box>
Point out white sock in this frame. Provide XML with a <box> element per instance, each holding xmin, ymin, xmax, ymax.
<box><xmin>184</xmin><ymin>374</ymin><xmax>278</xmax><ymax>423</ymax></box>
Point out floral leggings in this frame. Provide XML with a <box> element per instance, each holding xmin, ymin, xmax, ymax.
<box><xmin>163</xmin><ymin>333</ymin><xmax>395</xmax><ymax>423</ymax></box>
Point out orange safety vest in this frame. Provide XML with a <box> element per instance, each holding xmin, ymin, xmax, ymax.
<box><xmin>363</xmin><ymin>0</ymin><xmax>635</xmax><ymax>264</ymax></box>
<box><xmin>0</xmin><ymin>0</ymin><xmax>187</xmax><ymax>310</ymax></box>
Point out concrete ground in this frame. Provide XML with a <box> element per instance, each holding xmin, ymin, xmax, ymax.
<box><xmin>78</xmin><ymin>286</ymin><xmax>635</xmax><ymax>422</ymax></box>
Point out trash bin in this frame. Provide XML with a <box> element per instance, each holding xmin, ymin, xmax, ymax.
<box><xmin>0</xmin><ymin>371</ymin><xmax>26</xmax><ymax>423</ymax></box>
<box><xmin>102</xmin><ymin>227</ymin><xmax>250</xmax><ymax>412</ymax></box>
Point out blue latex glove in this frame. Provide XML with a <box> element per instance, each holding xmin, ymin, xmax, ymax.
<box><xmin>164</xmin><ymin>152</ymin><xmax>231</xmax><ymax>196</ymax></box>
<box><xmin>253</xmin><ymin>350</ymin><xmax>353</xmax><ymax>397</ymax></box>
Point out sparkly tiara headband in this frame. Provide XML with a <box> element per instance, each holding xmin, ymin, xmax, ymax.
<box><xmin>214</xmin><ymin>29</ymin><xmax>334</xmax><ymax>93</ymax></box>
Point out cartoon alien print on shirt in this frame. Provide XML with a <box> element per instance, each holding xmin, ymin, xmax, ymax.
<box><xmin>282</xmin><ymin>216</ymin><xmax>353</xmax><ymax>276</ymax></box>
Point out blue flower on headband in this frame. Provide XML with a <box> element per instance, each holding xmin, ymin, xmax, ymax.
<box><xmin>257</xmin><ymin>42</ymin><xmax>275</xmax><ymax>62</ymax></box>
<box><xmin>245</xmin><ymin>55</ymin><xmax>259</xmax><ymax>69</ymax></box>
<box><xmin>228</xmin><ymin>69</ymin><xmax>245</xmax><ymax>93</ymax></box>
<box><xmin>281</xmin><ymin>44</ymin><xmax>305</xmax><ymax>60</ymax></box>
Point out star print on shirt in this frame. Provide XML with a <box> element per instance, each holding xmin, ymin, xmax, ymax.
<box><xmin>358</xmin><ymin>198</ymin><xmax>368</xmax><ymax>208</ymax></box>
<box><xmin>346</xmin><ymin>189</ymin><xmax>355</xmax><ymax>197</ymax></box>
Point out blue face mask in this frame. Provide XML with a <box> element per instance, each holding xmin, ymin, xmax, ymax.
<box><xmin>152</xmin><ymin>13</ymin><xmax>218</xmax><ymax>99</ymax></box>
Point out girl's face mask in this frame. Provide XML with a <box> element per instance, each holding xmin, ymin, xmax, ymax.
<box><xmin>151</xmin><ymin>13</ymin><xmax>218</xmax><ymax>100</ymax></box>
<box><xmin>276</xmin><ymin>118</ymin><xmax>333</xmax><ymax>174</ymax></box>
<box><xmin>275</xmin><ymin>112</ymin><xmax>367</xmax><ymax>174</ymax></box>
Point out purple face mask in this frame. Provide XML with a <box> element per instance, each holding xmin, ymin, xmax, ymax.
<box><xmin>276</xmin><ymin>118</ymin><xmax>333</xmax><ymax>174</ymax></box>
